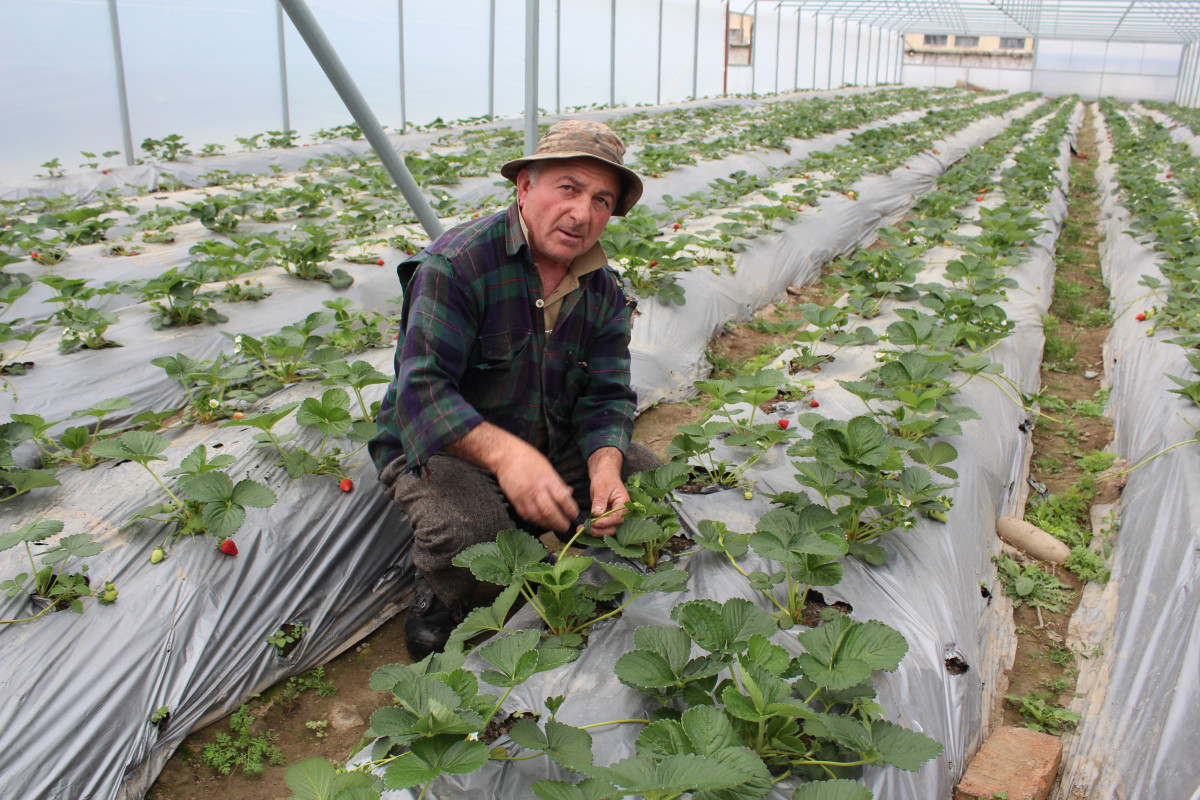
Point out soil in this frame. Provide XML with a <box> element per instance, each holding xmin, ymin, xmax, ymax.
<box><xmin>998</xmin><ymin>107</ymin><xmax>1118</xmax><ymax>732</ymax></box>
<box><xmin>146</xmin><ymin>115</ymin><xmax>1115</xmax><ymax>800</ymax></box>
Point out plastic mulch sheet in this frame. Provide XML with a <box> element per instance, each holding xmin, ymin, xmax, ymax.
<box><xmin>1054</xmin><ymin>107</ymin><xmax>1200</xmax><ymax>800</ymax></box>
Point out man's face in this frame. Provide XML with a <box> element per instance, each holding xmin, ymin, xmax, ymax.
<box><xmin>516</xmin><ymin>158</ymin><xmax>621</xmax><ymax>270</ymax></box>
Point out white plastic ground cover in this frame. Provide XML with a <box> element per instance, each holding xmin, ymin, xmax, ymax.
<box><xmin>1055</xmin><ymin>108</ymin><xmax>1200</xmax><ymax>800</ymax></box>
<box><xmin>0</xmin><ymin>90</ymin><xmax>987</xmax><ymax>800</ymax></box>
<box><xmin>0</xmin><ymin>345</ymin><xmax>413</xmax><ymax>800</ymax></box>
<box><xmin>356</xmin><ymin>103</ymin><xmax>1077</xmax><ymax>799</ymax></box>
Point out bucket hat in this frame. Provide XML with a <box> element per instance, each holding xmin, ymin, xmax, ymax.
<box><xmin>500</xmin><ymin>120</ymin><xmax>642</xmax><ymax>216</ymax></box>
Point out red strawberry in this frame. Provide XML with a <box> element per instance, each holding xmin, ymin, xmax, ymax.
<box><xmin>1136</xmin><ymin>312</ymin><xmax>1146</xmax><ymax>321</ymax></box>
<box><xmin>30</xmin><ymin>252</ymin><xmax>40</xmax><ymax>261</ymax></box>
<box><xmin>673</xmin><ymin>223</ymin><xmax>681</xmax><ymax>230</ymax></box>
<box><xmin>102</xmin><ymin>169</ymin><xmax>109</xmax><ymax>175</ymax></box>
<box><xmin>218</xmin><ymin>539</ymin><xmax>238</xmax><ymax>556</ymax></box>
<box><xmin>652</xmin><ymin>173</ymin><xmax>659</xmax><ymax>178</ymax></box>
<box><xmin>231</xmin><ymin>411</ymin><xmax>244</xmax><ymax>419</ymax></box>
<box><xmin>778</xmin><ymin>419</ymin><xmax>789</xmax><ymax>429</ymax></box>
<box><xmin>376</xmin><ymin>258</ymin><xmax>385</xmax><ymax>266</ymax></box>
<box><xmin>810</xmin><ymin>399</ymin><xmax>820</xmax><ymax>408</ymax></box>
<box><xmin>975</xmin><ymin>196</ymin><xmax>983</xmax><ymax>202</ymax></box>
<box><xmin>650</xmin><ymin>260</ymin><xmax>658</xmax><ymax>266</ymax></box>
<box><xmin>932</xmin><ymin>149</ymin><xmax>939</xmax><ymax>155</ymax></box>
<box><xmin>339</xmin><ymin>477</ymin><xmax>354</xmax><ymax>492</ymax></box>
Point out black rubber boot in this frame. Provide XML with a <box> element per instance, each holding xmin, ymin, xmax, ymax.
<box><xmin>404</xmin><ymin>573</ymin><xmax>470</xmax><ymax>661</ymax></box>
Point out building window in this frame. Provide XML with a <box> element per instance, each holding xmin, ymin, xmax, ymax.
<box><xmin>923</xmin><ymin>34</ymin><xmax>948</xmax><ymax>46</ymax></box>
<box><xmin>999</xmin><ymin>37</ymin><xmax>1026</xmax><ymax>50</ymax></box>
<box><xmin>955</xmin><ymin>35</ymin><xmax>980</xmax><ymax>47</ymax></box>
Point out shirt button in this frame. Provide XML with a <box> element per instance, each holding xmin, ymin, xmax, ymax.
<box><xmin>535</xmin><ymin>299</ymin><xmax>544</xmax><ymax>308</ymax></box>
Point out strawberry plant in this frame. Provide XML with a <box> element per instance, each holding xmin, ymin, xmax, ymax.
<box><xmin>275</xmin><ymin>225</ymin><xmax>353</xmax><ymax>288</ymax></box>
<box><xmin>576</xmin><ymin>461</ymin><xmax>691</xmax><ymax>569</ymax></box>
<box><xmin>151</xmin><ymin>352</ymin><xmax>255</xmax><ymax>423</ymax></box>
<box><xmin>609</xmin><ymin>599</ymin><xmax>943</xmax><ymax>790</ymax></box>
<box><xmin>449</xmin><ymin>527</ymin><xmax>688</xmax><ymax>650</ymax></box>
<box><xmin>91</xmin><ymin>433</ymin><xmax>276</xmax><ymax>544</ymax></box>
<box><xmin>125</xmin><ymin>264</ymin><xmax>230</xmax><ymax>329</ymax></box>
<box><xmin>140</xmin><ymin>134</ymin><xmax>192</xmax><ymax>162</ymax></box>
<box><xmin>0</xmin><ymin>520</ymin><xmax>114</xmax><ymax>623</ymax></box>
<box><xmin>782</xmin><ymin>415</ymin><xmax>956</xmax><ymax>564</ymax></box>
<box><xmin>13</xmin><ymin>395</ymin><xmax>131</xmax><ymax>469</ymax></box>
<box><xmin>38</xmin><ymin>275</ymin><xmax>122</xmax><ymax>351</ymax></box>
<box><xmin>186</xmin><ymin>194</ymin><xmax>250</xmax><ymax>234</ymax></box>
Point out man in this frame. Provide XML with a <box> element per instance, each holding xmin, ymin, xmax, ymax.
<box><xmin>369</xmin><ymin>120</ymin><xmax>661</xmax><ymax>659</ymax></box>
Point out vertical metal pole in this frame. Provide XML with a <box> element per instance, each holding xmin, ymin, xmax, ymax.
<box><xmin>1189</xmin><ymin>45</ymin><xmax>1200</xmax><ymax>106</ymax></box>
<box><xmin>794</xmin><ymin>8</ymin><xmax>802</xmax><ymax>90</ymax></box>
<box><xmin>898</xmin><ymin>32</ymin><xmax>906</xmax><ymax>85</ymax></box>
<box><xmin>610</xmin><ymin>0</ymin><xmax>617</xmax><ymax>106</ymax></box>
<box><xmin>556</xmin><ymin>0</ymin><xmax>562</xmax><ymax>113</ymax></box>
<box><xmin>1185</xmin><ymin>44</ymin><xmax>1199</xmax><ymax>106</ymax></box>
<box><xmin>1179</xmin><ymin>44</ymin><xmax>1191</xmax><ymax>106</ymax></box>
<box><xmin>105</xmin><ymin>0</ymin><xmax>135</xmax><ymax>166</ymax></box>
<box><xmin>775</xmin><ymin>2</ymin><xmax>782</xmax><ymax>94</ymax></box>
<box><xmin>812</xmin><ymin>11</ymin><xmax>819</xmax><ymax>90</ymax></box>
<box><xmin>840</xmin><ymin>19</ymin><xmax>849</xmax><ymax>87</ymax></box>
<box><xmin>656</xmin><ymin>0</ymin><xmax>664</xmax><ymax>105</ymax></box>
<box><xmin>751</xmin><ymin>0</ymin><xmax>759</xmax><ymax>95</ymax></box>
<box><xmin>276</xmin><ymin>2</ymin><xmax>291</xmax><ymax>133</ymax></box>
<box><xmin>525</xmin><ymin>0</ymin><xmax>539</xmax><ymax>155</ymax></box>
<box><xmin>1172</xmin><ymin>46</ymin><xmax>1181</xmax><ymax>104</ymax></box>
<box><xmin>692</xmin><ymin>0</ymin><xmax>701</xmax><ymax>99</ymax></box>
<box><xmin>854</xmin><ymin>22</ymin><xmax>862</xmax><ymax>86</ymax></box>
<box><xmin>278</xmin><ymin>0</ymin><xmax>442</xmax><ymax>238</ymax></box>
<box><xmin>397</xmin><ymin>0</ymin><xmax>407</xmax><ymax>131</ymax></box>
<box><xmin>878</xmin><ymin>26</ymin><xmax>888</xmax><ymax>85</ymax></box>
<box><xmin>864</xmin><ymin>25</ymin><xmax>872</xmax><ymax>84</ymax></box>
<box><xmin>488</xmin><ymin>0</ymin><xmax>496</xmax><ymax>119</ymax></box>
<box><xmin>1186</xmin><ymin>44</ymin><xmax>1198</xmax><ymax>107</ymax></box>
<box><xmin>1100</xmin><ymin>40</ymin><xmax>1112</xmax><ymax>101</ymax></box>
<box><xmin>826</xmin><ymin>15</ymin><xmax>835</xmax><ymax>89</ymax></box>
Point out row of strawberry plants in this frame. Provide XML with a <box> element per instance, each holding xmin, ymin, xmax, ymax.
<box><xmin>0</xmin><ymin>90</ymin><xmax>982</xmax><ymax>373</ymax></box>
<box><xmin>303</xmin><ymin>100</ymin><xmax>1079</xmax><ymax>800</ymax></box>
<box><xmin>601</xmin><ymin>93</ymin><xmax>1037</xmax><ymax>304</ymax></box>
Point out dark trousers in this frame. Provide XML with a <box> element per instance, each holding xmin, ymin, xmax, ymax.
<box><xmin>380</xmin><ymin>442</ymin><xmax>662</xmax><ymax>606</ymax></box>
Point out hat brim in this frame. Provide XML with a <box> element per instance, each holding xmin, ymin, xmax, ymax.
<box><xmin>501</xmin><ymin>152</ymin><xmax>643</xmax><ymax>217</ymax></box>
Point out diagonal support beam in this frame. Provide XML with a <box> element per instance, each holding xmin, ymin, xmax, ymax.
<box><xmin>277</xmin><ymin>0</ymin><xmax>444</xmax><ymax>240</ymax></box>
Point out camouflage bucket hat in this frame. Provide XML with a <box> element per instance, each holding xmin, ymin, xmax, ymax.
<box><xmin>500</xmin><ymin>120</ymin><xmax>643</xmax><ymax>216</ymax></box>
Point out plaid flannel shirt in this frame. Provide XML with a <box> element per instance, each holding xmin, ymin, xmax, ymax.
<box><xmin>369</xmin><ymin>202</ymin><xmax>636</xmax><ymax>475</ymax></box>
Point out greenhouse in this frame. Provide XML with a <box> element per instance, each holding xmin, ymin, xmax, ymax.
<box><xmin>1</xmin><ymin>1</ymin><xmax>1198</xmax><ymax>799</ymax></box>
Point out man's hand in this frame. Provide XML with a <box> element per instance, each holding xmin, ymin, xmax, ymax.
<box><xmin>587</xmin><ymin>447</ymin><xmax>629</xmax><ymax>536</ymax></box>
<box><xmin>445</xmin><ymin>422</ymin><xmax>579</xmax><ymax>533</ymax></box>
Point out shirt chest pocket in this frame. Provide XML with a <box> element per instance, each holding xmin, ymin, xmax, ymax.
<box><xmin>462</xmin><ymin>328</ymin><xmax>532</xmax><ymax>408</ymax></box>
<box><xmin>544</xmin><ymin>341</ymin><xmax>589</xmax><ymax>426</ymax></box>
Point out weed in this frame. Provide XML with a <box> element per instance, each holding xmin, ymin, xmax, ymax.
<box><xmin>201</xmin><ymin>705</ymin><xmax>285</xmax><ymax>776</ymax></box>
<box><xmin>1033</xmin><ymin>456</ymin><xmax>1063</xmax><ymax>473</ymax></box>
<box><xmin>1005</xmin><ymin>691</ymin><xmax>1080</xmax><ymax>734</ymax></box>
<box><xmin>1077</xmin><ymin>450</ymin><xmax>1117</xmax><ymax>473</ymax></box>
<box><xmin>1071</xmin><ymin>389</ymin><xmax>1109</xmax><ymax>418</ymax></box>
<box><xmin>992</xmin><ymin>554</ymin><xmax>1073</xmax><ymax>612</ymax></box>
<box><xmin>285</xmin><ymin>666</ymin><xmax>337</xmax><ymax>699</ymax></box>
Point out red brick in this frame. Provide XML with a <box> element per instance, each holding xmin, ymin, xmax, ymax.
<box><xmin>955</xmin><ymin>726</ymin><xmax>1063</xmax><ymax>800</ymax></box>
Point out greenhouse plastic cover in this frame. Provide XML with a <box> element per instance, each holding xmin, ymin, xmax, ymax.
<box><xmin>1053</xmin><ymin>109</ymin><xmax>1200</xmax><ymax>800</ymax></box>
<box><xmin>347</xmin><ymin>97</ymin><xmax>1077</xmax><ymax>799</ymax></box>
<box><xmin>0</xmin><ymin>90</ymin><xmax>1013</xmax><ymax>800</ymax></box>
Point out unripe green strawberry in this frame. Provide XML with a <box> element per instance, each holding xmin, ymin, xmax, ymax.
<box><xmin>151</xmin><ymin>547</ymin><xmax>166</xmax><ymax>564</ymax></box>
